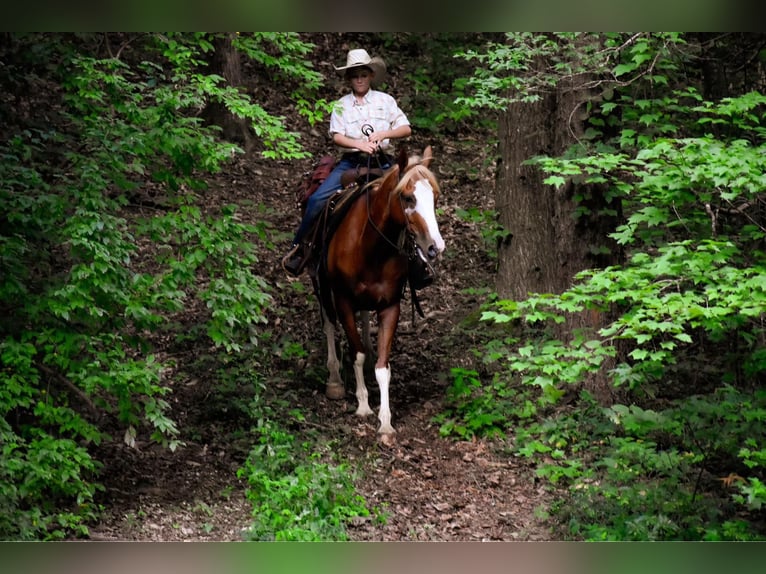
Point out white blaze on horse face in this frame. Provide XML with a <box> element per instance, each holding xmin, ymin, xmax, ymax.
<box><xmin>408</xmin><ymin>180</ymin><xmax>445</xmax><ymax>254</ymax></box>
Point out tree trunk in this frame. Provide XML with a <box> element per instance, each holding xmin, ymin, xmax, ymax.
<box><xmin>203</xmin><ymin>33</ymin><xmax>255</xmax><ymax>151</ymax></box>
<box><xmin>495</xmin><ymin>91</ymin><xmax>556</xmax><ymax>299</ymax></box>
<box><xmin>495</xmin><ymin>73</ymin><xmax>623</xmax><ymax>404</ymax></box>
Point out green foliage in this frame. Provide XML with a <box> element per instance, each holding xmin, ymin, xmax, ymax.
<box><xmin>234</xmin><ymin>32</ymin><xmax>332</xmax><ymax>130</ymax></box>
<box><xmin>0</xmin><ymin>32</ymin><xmax>321</xmax><ymax>539</ymax></box>
<box><xmin>189</xmin><ymin>351</ymin><xmax>374</xmax><ymax>542</ymax></box>
<box><xmin>479</xmin><ymin>90</ymin><xmax>766</xmax><ymax>536</ymax></box>
<box><xmin>456</xmin><ymin>32</ymin><xmax>686</xmax><ymax>110</ymax></box>
<box><xmin>516</xmin><ymin>386</ymin><xmax>766</xmax><ymax>541</ymax></box>
<box><xmin>158</xmin><ymin>32</ymin><xmax>316</xmax><ymax>161</ymax></box>
<box><xmin>454</xmin><ymin>207</ymin><xmax>510</xmax><ymax>259</ymax></box>
<box><xmin>381</xmin><ymin>33</ymin><xmax>499</xmax><ymax>135</ymax></box>
<box><xmin>456</xmin><ymin>32</ymin><xmax>569</xmax><ymax>109</ymax></box>
<box><xmin>238</xmin><ymin>416</ymin><xmax>372</xmax><ymax>541</ymax></box>
<box><xmin>442</xmin><ymin>33</ymin><xmax>766</xmax><ymax>540</ymax></box>
<box><xmin>435</xmin><ymin>368</ymin><xmax>514</xmax><ymax>439</ymax></box>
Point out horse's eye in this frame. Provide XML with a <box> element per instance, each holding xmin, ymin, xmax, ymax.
<box><xmin>402</xmin><ymin>194</ymin><xmax>415</xmax><ymax>205</ymax></box>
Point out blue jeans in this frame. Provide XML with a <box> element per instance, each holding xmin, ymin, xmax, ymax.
<box><xmin>293</xmin><ymin>153</ymin><xmax>391</xmax><ymax>244</ymax></box>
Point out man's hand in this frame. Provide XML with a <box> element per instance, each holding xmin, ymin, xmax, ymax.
<box><xmin>358</xmin><ymin>140</ymin><xmax>379</xmax><ymax>154</ymax></box>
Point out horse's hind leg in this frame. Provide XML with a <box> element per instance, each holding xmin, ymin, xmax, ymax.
<box><xmin>336</xmin><ymin>302</ymin><xmax>374</xmax><ymax>417</ymax></box>
<box><xmin>322</xmin><ymin>308</ymin><xmax>345</xmax><ymax>399</ymax></box>
<box><xmin>360</xmin><ymin>310</ymin><xmax>375</xmax><ymax>374</ymax></box>
<box><xmin>353</xmin><ymin>352</ymin><xmax>374</xmax><ymax>417</ymax></box>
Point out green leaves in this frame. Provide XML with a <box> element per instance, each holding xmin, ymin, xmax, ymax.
<box><xmin>239</xmin><ymin>418</ymin><xmax>371</xmax><ymax>541</ymax></box>
<box><xmin>0</xmin><ymin>32</ymin><xmax>322</xmax><ymax>539</ymax></box>
<box><xmin>446</xmin><ymin>33</ymin><xmax>766</xmax><ymax>540</ymax></box>
<box><xmin>457</xmin><ymin>33</ymin><xmax>688</xmax><ymax>113</ymax></box>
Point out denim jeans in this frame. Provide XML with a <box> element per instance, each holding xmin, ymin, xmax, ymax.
<box><xmin>293</xmin><ymin>152</ymin><xmax>391</xmax><ymax>244</ymax></box>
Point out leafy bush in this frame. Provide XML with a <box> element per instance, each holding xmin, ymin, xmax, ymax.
<box><xmin>518</xmin><ymin>386</ymin><xmax>766</xmax><ymax>541</ymax></box>
<box><xmin>435</xmin><ymin>367</ymin><xmax>536</xmax><ymax>439</ymax></box>
<box><xmin>0</xmin><ymin>32</ymin><xmax>321</xmax><ymax>539</ymax></box>
<box><xmin>454</xmin><ymin>208</ymin><xmax>510</xmax><ymax>259</ymax></box>
<box><xmin>381</xmin><ymin>33</ymin><xmax>499</xmax><ymax>135</ymax></box>
<box><xmin>238</xmin><ymin>416</ymin><xmax>372</xmax><ymax>541</ymax></box>
<box><xmin>442</xmin><ymin>34</ymin><xmax>766</xmax><ymax>540</ymax></box>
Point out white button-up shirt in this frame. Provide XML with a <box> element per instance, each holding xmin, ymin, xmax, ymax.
<box><xmin>329</xmin><ymin>89</ymin><xmax>410</xmax><ymax>154</ymax></box>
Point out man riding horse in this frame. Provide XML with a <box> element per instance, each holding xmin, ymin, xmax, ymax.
<box><xmin>281</xmin><ymin>48</ymin><xmax>412</xmax><ymax>276</ymax></box>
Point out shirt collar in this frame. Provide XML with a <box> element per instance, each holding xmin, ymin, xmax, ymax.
<box><xmin>352</xmin><ymin>90</ymin><xmax>373</xmax><ymax>106</ymax></box>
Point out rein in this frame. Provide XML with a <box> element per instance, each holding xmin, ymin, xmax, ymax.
<box><xmin>358</xmin><ymin>126</ymin><xmax>432</xmax><ymax>320</ymax></box>
<box><xmin>360</xmin><ymin>124</ymin><xmax>408</xmax><ymax>253</ymax></box>
<box><xmin>364</xmin><ymin>167</ymin><xmax>412</xmax><ymax>255</ymax></box>
<box><xmin>363</xmin><ymin>167</ymin><xmax>432</xmax><ymax>321</ymax></box>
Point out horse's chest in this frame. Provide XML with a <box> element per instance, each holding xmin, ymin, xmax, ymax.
<box><xmin>353</xmin><ymin>280</ymin><xmax>398</xmax><ymax>307</ymax></box>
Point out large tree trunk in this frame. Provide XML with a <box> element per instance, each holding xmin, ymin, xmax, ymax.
<box><xmin>495</xmin><ymin>72</ymin><xmax>623</xmax><ymax>404</ymax></box>
<box><xmin>495</xmin><ymin>90</ymin><xmax>560</xmax><ymax>299</ymax></box>
<box><xmin>203</xmin><ymin>33</ymin><xmax>255</xmax><ymax>152</ymax></box>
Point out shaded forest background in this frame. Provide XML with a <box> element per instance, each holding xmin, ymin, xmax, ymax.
<box><xmin>2</xmin><ymin>32</ymin><xmax>766</xmax><ymax>541</ymax></box>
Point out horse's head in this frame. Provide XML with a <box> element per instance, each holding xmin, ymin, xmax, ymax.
<box><xmin>396</xmin><ymin>146</ymin><xmax>446</xmax><ymax>262</ymax></box>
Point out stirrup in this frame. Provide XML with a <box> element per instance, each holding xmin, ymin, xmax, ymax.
<box><xmin>282</xmin><ymin>243</ymin><xmax>310</xmax><ymax>276</ymax></box>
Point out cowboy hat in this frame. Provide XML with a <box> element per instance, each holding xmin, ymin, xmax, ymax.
<box><xmin>334</xmin><ymin>49</ymin><xmax>386</xmax><ymax>81</ymax></box>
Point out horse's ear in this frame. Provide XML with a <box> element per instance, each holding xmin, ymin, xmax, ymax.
<box><xmin>396</xmin><ymin>146</ymin><xmax>408</xmax><ymax>174</ymax></box>
<box><xmin>420</xmin><ymin>145</ymin><xmax>433</xmax><ymax>169</ymax></box>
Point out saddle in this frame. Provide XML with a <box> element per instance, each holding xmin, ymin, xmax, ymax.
<box><xmin>301</xmin><ymin>162</ymin><xmax>387</xmax><ymax>273</ymax></box>
<box><xmin>295</xmin><ymin>155</ymin><xmax>336</xmax><ymax>213</ymax></box>
<box><xmin>296</xmin><ymin>153</ymin><xmax>389</xmax><ymax>213</ymax></box>
<box><xmin>304</xmin><ymin>184</ymin><xmax>368</xmax><ymax>277</ymax></box>
<box><xmin>340</xmin><ymin>166</ymin><xmax>385</xmax><ymax>189</ymax></box>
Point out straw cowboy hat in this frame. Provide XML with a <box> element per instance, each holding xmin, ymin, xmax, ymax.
<box><xmin>334</xmin><ymin>48</ymin><xmax>387</xmax><ymax>81</ymax></box>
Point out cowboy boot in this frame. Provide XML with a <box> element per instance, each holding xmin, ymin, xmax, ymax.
<box><xmin>408</xmin><ymin>250</ymin><xmax>435</xmax><ymax>290</ymax></box>
<box><xmin>281</xmin><ymin>242</ymin><xmax>310</xmax><ymax>276</ymax></box>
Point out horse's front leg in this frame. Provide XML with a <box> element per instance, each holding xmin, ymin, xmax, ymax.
<box><xmin>337</xmin><ymin>300</ymin><xmax>373</xmax><ymax>417</ymax></box>
<box><xmin>360</xmin><ymin>310</ymin><xmax>375</xmax><ymax>374</ymax></box>
<box><xmin>375</xmin><ymin>304</ymin><xmax>401</xmax><ymax>438</ymax></box>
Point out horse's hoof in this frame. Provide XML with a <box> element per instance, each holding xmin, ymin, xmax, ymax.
<box><xmin>325</xmin><ymin>383</ymin><xmax>345</xmax><ymax>400</ymax></box>
<box><xmin>355</xmin><ymin>405</ymin><xmax>374</xmax><ymax>417</ymax></box>
<box><xmin>379</xmin><ymin>431</ymin><xmax>396</xmax><ymax>447</ymax></box>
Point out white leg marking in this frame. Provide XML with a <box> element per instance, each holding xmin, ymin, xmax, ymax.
<box><xmin>324</xmin><ymin>316</ymin><xmax>342</xmax><ymax>387</ymax></box>
<box><xmin>354</xmin><ymin>352</ymin><xmax>373</xmax><ymax>417</ymax></box>
<box><xmin>375</xmin><ymin>366</ymin><xmax>395</xmax><ymax>435</ymax></box>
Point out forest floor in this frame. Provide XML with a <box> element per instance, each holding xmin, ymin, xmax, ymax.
<box><xmin>87</xmin><ymin>136</ymin><xmax>553</xmax><ymax>542</ymax></box>
<box><xmin>85</xmin><ymin>35</ymin><xmax>554</xmax><ymax>541</ymax></box>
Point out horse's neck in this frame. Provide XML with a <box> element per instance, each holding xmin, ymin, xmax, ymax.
<box><xmin>365</xmin><ymin>185</ymin><xmax>405</xmax><ymax>248</ymax></box>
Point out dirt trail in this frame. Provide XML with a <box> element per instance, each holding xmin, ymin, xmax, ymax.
<box><xmin>89</xmin><ymin>140</ymin><xmax>552</xmax><ymax>541</ymax></box>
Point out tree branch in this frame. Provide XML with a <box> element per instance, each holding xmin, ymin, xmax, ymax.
<box><xmin>36</xmin><ymin>362</ymin><xmax>100</xmax><ymax>417</ymax></box>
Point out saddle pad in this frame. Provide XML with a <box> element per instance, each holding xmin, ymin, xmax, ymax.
<box><xmin>323</xmin><ymin>184</ymin><xmax>366</xmax><ymax>241</ymax></box>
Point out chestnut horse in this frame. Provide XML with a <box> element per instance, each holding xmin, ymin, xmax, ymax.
<box><xmin>313</xmin><ymin>146</ymin><xmax>445</xmax><ymax>441</ymax></box>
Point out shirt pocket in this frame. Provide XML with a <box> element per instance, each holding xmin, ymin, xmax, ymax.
<box><xmin>369</xmin><ymin>106</ymin><xmax>390</xmax><ymax>132</ymax></box>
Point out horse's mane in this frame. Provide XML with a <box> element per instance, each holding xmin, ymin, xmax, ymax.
<box><xmin>395</xmin><ymin>163</ymin><xmax>440</xmax><ymax>196</ymax></box>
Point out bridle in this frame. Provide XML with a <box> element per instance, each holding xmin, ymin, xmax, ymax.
<box><xmin>360</xmin><ymin>126</ymin><xmax>437</xmax><ymax>280</ymax></box>
<box><xmin>363</xmin><ymin>162</ymin><xmax>420</xmax><ymax>253</ymax></box>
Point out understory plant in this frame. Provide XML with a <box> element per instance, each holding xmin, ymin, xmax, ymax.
<box><xmin>0</xmin><ymin>32</ymin><xmax>321</xmax><ymax>539</ymax></box>
<box><xmin>443</xmin><ymin>33</ymin><xmax>766</xmax><ymax>541</ymax></box>
<box><xmin>237</xmin><ymin>405</ymin><xmax>373</xmax><ymax>541</ymax></box>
